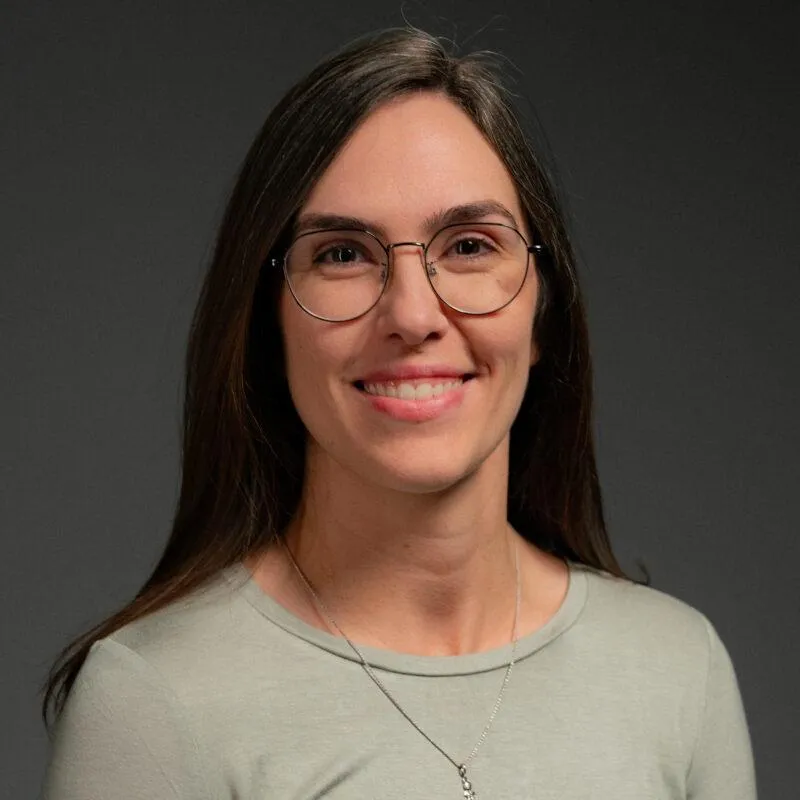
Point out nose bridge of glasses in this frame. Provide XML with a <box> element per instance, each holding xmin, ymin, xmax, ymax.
<box><xmin>382</xmin><ymin>242</ymin><xmax>438</xmax><ymax>297</ymax></box>
<box><xmin>385</xmin><ymin>240</ymin><xmax>428</xmax><ymax>262</ymax></box>
<box><xmin>384</xmin><ymin>242</ymin><xmax>435</xmax><ymax>285</ymax></box>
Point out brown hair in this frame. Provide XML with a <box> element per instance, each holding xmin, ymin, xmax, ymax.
<box><xmin>42</xmin><ymin>26</ymin><xmax>648</xmax><ymax>732</ymax></box>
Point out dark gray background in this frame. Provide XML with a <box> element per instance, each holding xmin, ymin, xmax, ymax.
<box><xmin>3</xmin><ymin>0</ymin><xmax>797</xmax><ymax>797</ymax></box>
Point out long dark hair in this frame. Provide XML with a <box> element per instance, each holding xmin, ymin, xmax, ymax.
<box><xmin>42</xmin><ymin>26</ymin><xmax>648</xmax><ymax>732</ymax></box>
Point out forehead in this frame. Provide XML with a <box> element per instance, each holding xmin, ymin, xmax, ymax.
<box><xmin>300</xmin><ymin>92</ymin><xmax>525</xmax><ymax>234</ymax></box>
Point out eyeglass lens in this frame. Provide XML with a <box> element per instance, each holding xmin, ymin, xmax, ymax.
<box><xmin>283</xmin><ymin>223</ymin><xmax>530</xmax><ymax>321</ymax></box>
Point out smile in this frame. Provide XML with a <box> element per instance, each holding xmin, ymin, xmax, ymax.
<box><xmin>360</xmin><ymin>377</ymin><xmax>465</xmax><ymax>400</ymax></box>
<box><xmin>352</xmin><ymin>375</ymin><xmax>474</xmax><ymax>422</ymax></box>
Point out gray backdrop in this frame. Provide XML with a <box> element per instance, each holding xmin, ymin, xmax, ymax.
<box><xmin>2</xmin><ymin>1</ymin><xmax>797</xmax><ymax>797</ymax></box>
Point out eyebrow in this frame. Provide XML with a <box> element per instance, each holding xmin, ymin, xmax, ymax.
<box><xmin>294</xmin><ymin>200</ymin><xmax>521</xmax><ymax>239</ymax></box>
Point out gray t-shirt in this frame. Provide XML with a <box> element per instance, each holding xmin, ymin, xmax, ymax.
<box><xmin>42</xmin><ymin>560</ymin><xmax>757</xmax><ymax>799</ymax></box>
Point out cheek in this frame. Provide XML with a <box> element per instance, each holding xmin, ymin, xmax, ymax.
<box><xmin>494</xmin><ymin>328</ymin><xmax>537</xmax><ymax>428</ymax></box>
<box><xmin>280</xmin><ymin>295</ymin><xmax>327</xmax><ymax>410</ymax></box>
<box><xmin>521</xmin><ymin>274</ymin><xmax>540</xmax><ymax>366</ymax></box>
<box><xmin>280</xmin><ymin>294</ymin><xmax>356</xmax><ymax>423</ymax></box>
<box><xmin>485</xmin><ymin>284</ymin><xmax>538</xmax><ymax>374</ymax></box>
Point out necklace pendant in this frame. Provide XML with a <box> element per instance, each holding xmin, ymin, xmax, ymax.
<box><xmin>458</xmin><ymin>764</ymin><xmax>476</xmax><ymax>799</ymax></box>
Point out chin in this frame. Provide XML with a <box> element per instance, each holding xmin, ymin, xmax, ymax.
<box><xmin>351</xmin><ymin>447</ymin><xmax>486</xmax><ymax>495</ymax></box>
<box><xmin>378</xmin><ymin>471</ymin><xmax>468</xmax><ymax>495</ymax></box>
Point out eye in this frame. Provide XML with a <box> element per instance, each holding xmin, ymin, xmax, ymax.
<box><xmin>441</xmin><ymin>234</ymin><xmax>499</xmax><ymax>260</ymax></box>
<box><xmin>450</xmin><ymin>237</ymin><xmax>494</xmax><ymax>257</ymax></box>
<box><xmin>314</xmin><ymin>244</ymin><xmax>370</xmax><ymax>264</ymax></box>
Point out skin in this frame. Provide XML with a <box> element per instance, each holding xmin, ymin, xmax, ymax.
<box><xmin>247</xmin><ymin>92</ymin><xmax>568</xmax><ymax>656</ymax></box>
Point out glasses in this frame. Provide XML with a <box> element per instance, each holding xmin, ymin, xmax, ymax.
<box><xmin>270</xmin><ymin>222</ymin><xmax>543</xmax><ymax>322</ymax></box>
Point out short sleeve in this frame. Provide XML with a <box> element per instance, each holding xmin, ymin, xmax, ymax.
<box><xmin>42</xmin><ymin>639</ymin><xmax>211</xmax><ymax>800</ymax></box>
<box><xmin>686</xmin><ymin>616</ymin><xmax>757</xmax><ymax>799</ymax></box>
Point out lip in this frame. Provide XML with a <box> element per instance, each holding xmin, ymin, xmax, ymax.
<box><xmin>353</xmin><ymin>374</ymin><xmax>472</xmax><ymax>422</ymax></box>
<box><xmin>355</xmin><ymin>364</ymin><xmax>474</xmax><ymax>383</ymax></box>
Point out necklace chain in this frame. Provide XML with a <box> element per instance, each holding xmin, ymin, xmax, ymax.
<box><xmin>281</xmin><ymin>536</ymin><xmax>521</xmax><ymax>797</ymax></box>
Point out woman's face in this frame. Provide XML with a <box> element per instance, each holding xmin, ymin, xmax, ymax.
<box><xmin>280</xmin><ymin>92</ymin><xmax>539</xmax><ymax>494</ymax></box>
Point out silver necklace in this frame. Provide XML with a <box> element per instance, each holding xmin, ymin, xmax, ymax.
<box><xmin>281</xmin><ymin>537</ymin><xmax>521</xmax><ymax>800</ymax></box>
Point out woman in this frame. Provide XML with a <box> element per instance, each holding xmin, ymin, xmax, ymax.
<box><xmin>41</xmin><ymin>27</ymin><xmax>756</xmax><ymax>799</ymax></box>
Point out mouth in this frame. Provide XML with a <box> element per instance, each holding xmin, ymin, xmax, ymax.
<box><xmin>353</xmin><ymin>374</ymin><xmax>475</xmax><ymax>401</ymax></box>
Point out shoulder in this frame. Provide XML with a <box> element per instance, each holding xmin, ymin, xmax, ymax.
<box><xmin>46</xmin><ymin>630</ymin><xmax>218</xmax><ymax>798</ymax></box>
<box><xmin>92</xmin><ymin>565</ymin><xmax>261</xmax><ymax>700</ymax></box>
<box><xmin>576</xmin><ymin>566</ymin><xmax>755</xmax><ymax>795</ymax></box>
<box><xmin>45</xmin><ymin>566</ymin><xmax>270</xmax><ymax>797</ymax></box>
<box><xmin>574</xmin><ymin>563</ymin><xmax>727</xmax><ymax>685</ymax></box>
<box><xmin>579</xmin><ymin>562</ymin><xmax>713</xmax><ymax>637</ymax></box>
<box><xmin>571</xmin><ymin>564</ymin><xmax>750</xmax><ymax>766</ymax></box>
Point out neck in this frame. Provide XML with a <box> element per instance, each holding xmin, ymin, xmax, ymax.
<box><xmin>280</xmin><ymin>440</ymin><xmax>519</xmax><ymax>656</ymax></box>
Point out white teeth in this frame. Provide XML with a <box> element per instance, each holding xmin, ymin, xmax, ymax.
<box><xmin>415</xmin><ymin>383</ymin><xmax>433</xmax><ymax>399</ymax></box>
<box><xmin>362</xmin><ymin>378</ymin><xmax>464</xmax><ymax>400</ymax></box>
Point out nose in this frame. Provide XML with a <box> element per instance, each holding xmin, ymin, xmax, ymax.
<box><xmin>375</xmin><ymin>242</ymin><xmax>449</xmax><ymax>344</ymax></box>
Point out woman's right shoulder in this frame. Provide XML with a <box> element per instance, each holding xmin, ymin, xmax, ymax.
<box><xmin>100</xmin><ymin>563</ymin><xmax>254</xmax><ymax>682</ymax></box>
<box><xmin>43</xmin><ymin>635</ymin><xmax>215</xmax><ymax>800</ymax></box>
<box><xmin>42</xmin><ymin>566</ymin><xmax>257</xmax><ymax>799</ymax></box>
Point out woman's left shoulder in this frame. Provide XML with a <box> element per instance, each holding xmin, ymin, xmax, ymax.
<box><xmin>574</xmin><ymin>563</ymin><xmax>731</xmax><ymax>673</ymax></box>
<box><xmin>564</xmin><ymin>564</ymin><xmax>756</xmax><ymax>798</ymax></box>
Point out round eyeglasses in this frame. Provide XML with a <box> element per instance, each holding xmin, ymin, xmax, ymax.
<box><xmin>270</xmin><ymin>222</ymin><xmax>543</xmax><ymax>322</ymax></box>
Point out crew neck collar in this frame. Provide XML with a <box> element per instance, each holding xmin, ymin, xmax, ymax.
<box><xmin>223</xmin><ymin>559</ymin><xmax>589</xmax><ymax>677</ymax></box>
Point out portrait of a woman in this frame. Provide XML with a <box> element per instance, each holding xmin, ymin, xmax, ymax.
<box><xmin>40</xmin><ymin>26</ymin><xmax>757</xmax><ymax>799</ymax></box>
